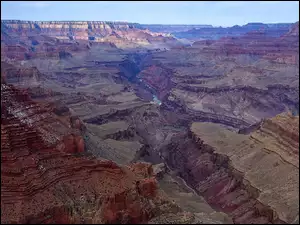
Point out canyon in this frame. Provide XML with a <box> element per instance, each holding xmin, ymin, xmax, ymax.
<box><xmin>1</xmin><ymin>19</ymin><xmax>299</xmax><ymax>224</ymax></box>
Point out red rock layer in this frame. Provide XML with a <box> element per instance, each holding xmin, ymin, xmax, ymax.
<box><xmin>0</xmin><ymin>83</ymin><xmax>168</xmax><ymax>224</ymax></box>
<box><xmin>193</xmin><ymin>21</ymin><xmax>299</xmax><ymax>65</ymax></box>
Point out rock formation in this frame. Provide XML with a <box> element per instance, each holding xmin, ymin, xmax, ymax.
<box><xmin>137</xmin><ymin>22</ymin><xmax>299</xmax><ymax>128</ymax></box>
<box><xmin>0</xmin><ymin>83</ymin><xmax>183</xmax><ymax>224</ymax></box>
<box><xmin>1</xmin><ymin>20</ymin><xmax>181</xmax><ymax>60</ymax></box>
<box><xmin>1</xmin><ymin>18</ymin><xmax>299</xmax><ymax>224</ymax></box>
<box><xmin>159</xmin><ymin>112</ymin><xmax>299</xmax><ymax>224</ymax></box>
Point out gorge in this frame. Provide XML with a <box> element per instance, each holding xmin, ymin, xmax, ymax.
<box><xmin>1</xmin><ymin>19</ymin><xmax>299</xmax><ymax>224</ymax></box>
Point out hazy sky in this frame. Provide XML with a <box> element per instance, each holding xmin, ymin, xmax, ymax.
<box><xmin>1</xmin><ymin>1</ymin><xmax>299</xmax><ymax>26</ymax></box>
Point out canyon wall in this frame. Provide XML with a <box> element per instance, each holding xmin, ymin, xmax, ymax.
<box><xmin>1</xmin><ymin>20</ymin><xmax>181</xmax><ymax>60</ymax></box>
<box><xmin>1</xmin><ymin>18</ymin><xmax>299</xmax><ymax>224</ymax></box>
<box><xmin>0</xmin><ymin>83</ymin><xmax>185</xmax><ymax>224</ymax></box>
<box><xmin>159</xmin><ymin>112</ymin><xmax>299</xmax><ymax>224</ymax></box>
<box><xmin>136</xmin><ymin>22</ymin><xmax>299</xmax><ymax>128</ymax></box>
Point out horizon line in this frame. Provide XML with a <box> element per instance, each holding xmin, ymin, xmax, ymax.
<box><xmin>1</xmin><ymin>19</ymin><xmax>298</xmax><ymax>27</ymax></box>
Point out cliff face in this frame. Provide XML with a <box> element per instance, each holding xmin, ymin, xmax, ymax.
<box><xmin>2</xmin><ymin>20</ymin><xmax>148</xmax><ymax>40</ymax></box>
<box><xmin>0</xmin><ymin>83</ymin><xmax>184</xmax><ymax>224</ymax></box>
<box><xmin>1</xmin><ymin>20</ymin><xmax>180</xmax><ymax>60</ymax></box>
<box><xmin>159</xmin><ymin>112</ymin><xmax>299</xmax><ymax>224</ymax></box>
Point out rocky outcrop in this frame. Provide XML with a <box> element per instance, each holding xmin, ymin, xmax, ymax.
<box><xmin>159</xmin><ymin>113</ymin><xmax>298</xmax><ymax>224</ymax></box>
<box><xmin>0</xmin><ymin>83</ymin><xmax>185</xmax><ymax>224</ymax></box>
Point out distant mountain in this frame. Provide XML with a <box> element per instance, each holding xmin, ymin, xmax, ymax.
<box><xmin>171</xmin><ymin>22</ymin><xmax>294</xmax><ymax>40</ymax></box>
<box><xmin>140</xmin><ymin>24</ymin><xmax>213</xmax><ymax>33</ymax></box>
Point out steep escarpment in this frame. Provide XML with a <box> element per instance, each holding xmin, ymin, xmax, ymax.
<box><xmin>1</xmin><ymin>20</ymin><xmax>166</xmax><ymax>41</ymax></box>
<box><xmin>0</xmin><ymin>83</ymin><xmax>187</xmax><ymax>224</ymax></box>
<box><xmin>159</xmin><ymin>113</ymin><xmax>298</xmax><ymax>224</ymax></box>
<box><xmin>1</xmin><ymin>20</ymin><xmax>181</xmax><ymax>60</ymax></box>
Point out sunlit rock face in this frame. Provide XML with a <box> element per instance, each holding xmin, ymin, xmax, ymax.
<box><xmin>1</xmin><ymin>20</ymin><xmax>181</xmax><ymax>60</ymax></box>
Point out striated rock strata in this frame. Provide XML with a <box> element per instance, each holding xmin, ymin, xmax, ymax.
<box><xmin>160</xmin><ymin>112</ymin><xmax>299</xmax><ymax>224</ymax></box>
<box><xmin>0</xmin><ymin>83</ymin><xmax>184</xmax><ymax>224</ymax></box>
<box><xmin>138</xmin><ymin>22</ymin><xmax>299</xmax><ymax>128</ymax></box>
<box><xmin>1</xmin><ymin>20</ymin><xmax>180</xmax><ymax>60</ymax></box>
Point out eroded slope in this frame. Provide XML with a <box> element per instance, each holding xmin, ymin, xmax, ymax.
<box><xmin>189</xmin><ymin>112</ymin><xmax>299</xmax><ymax>223</ymax></box>
<box><xmin>0</xmin><ymin>83</ymin><xmax>181</xmax><ymax>224</ymax></box>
